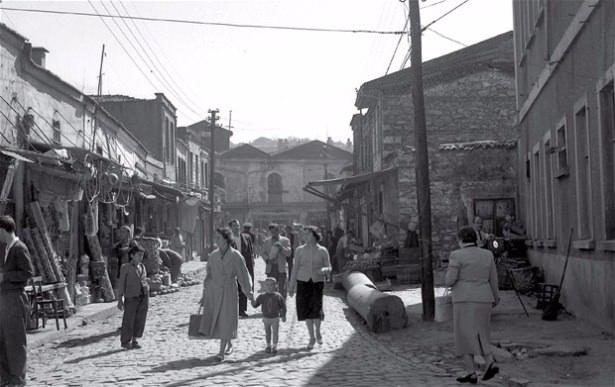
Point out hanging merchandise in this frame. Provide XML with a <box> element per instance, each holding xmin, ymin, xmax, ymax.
<box><xmin>53</xmin><ymin>198</ymin><xmax>70</xmax><ymax>232</ymax></box>
<box><xmin>84</xmin><ymin>201</ymin><xmax>99</xmax><ymax>236</ymax></box>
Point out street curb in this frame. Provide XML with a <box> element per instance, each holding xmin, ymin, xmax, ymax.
<box><xmin>28</xmin><ymin>264</ymin><xmax>207</xmax><ymax>349</ymax></box>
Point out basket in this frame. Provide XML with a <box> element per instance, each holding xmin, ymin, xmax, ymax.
<box><xmin>435</xmin><ymin>289</ymin><xmax>453</xmax><ymax>322</ymax></box>
<box><xmin>536</xmin><ymin>283</ymin><xmax>559</xmax><ymax>310</ymax></box>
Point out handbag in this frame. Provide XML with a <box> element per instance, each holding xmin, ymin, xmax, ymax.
<box><xmin>188</xmin><ymin>305</ymin><xmax>204</xmax><ymax>337</ymax></box>
<box><xmin>435</xmin><ymin>288</ymin><xmax>453</xmax><ymax>322</ymax></box>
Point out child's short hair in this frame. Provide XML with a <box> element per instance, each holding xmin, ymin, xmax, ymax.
<box><xmin>264</xmin><ymin>277</ymin><xmax>278</xmax><ymax>287</ymax></box>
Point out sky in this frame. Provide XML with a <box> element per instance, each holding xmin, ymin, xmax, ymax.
<box><xmin>0</xmin><ymin>0</ymin><xmax>513</xmax><ymax>144</ymax></box>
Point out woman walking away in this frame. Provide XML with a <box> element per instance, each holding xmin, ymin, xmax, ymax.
<box><xmin>445</xmin><ymin>226</ymin><xmax>500</xmax><ymax>384</ymax></box>
<box><xmin>199</xmin><ymin>227</ymin><xmax>253</xmax><ymax>361</ymax></box>
<box><xmin>288</xmin><ymin>226</ymin><xmax>332</xmax><ymax>350</ymax></box>
<box><xmin>117</xmin><ymin>243</ymin><xmax>149</xmax><ymax>350</ymax></box>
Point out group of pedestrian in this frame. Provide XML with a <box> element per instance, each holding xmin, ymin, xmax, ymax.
<box><xmin>195</xmin><ymin>221</ymin><xmax>331</xmax><ymax>361</ymax></box>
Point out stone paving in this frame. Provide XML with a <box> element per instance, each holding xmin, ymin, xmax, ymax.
<box><xmin>26</xmin><ymin>260</ymin><xmax>463</xmax><ymax>387</ymax></box>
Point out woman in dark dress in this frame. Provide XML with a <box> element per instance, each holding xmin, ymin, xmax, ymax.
<box><xmin>288</xmin><ymin>226</ymin><xmax>332</xmax><ymax>349</ymax></box>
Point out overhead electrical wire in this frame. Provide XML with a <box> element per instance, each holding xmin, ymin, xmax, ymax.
<box><xmin>421</xmin><ymin>0</ymin><xmax>472</xmax><ymax>32</ymax></box>
<box><xmin>105</xmin><ymin>0</ymin><xmax>205</xmax><ymax>120</ymax></box>
<box><xmin>420</xmin><ymin>0</ymin><xmax>451</xmax><ymax>10</ymax></box>
<box><xmin>385</xmin><ymin>15</ymin><xmax>410</xmax><ymax>75</ymax></box>
<box><xmin>427</xmin><ymin>27</ymin><xmax>467</xmax><ymax>47</ymax></box>
<box><xmin>116</xmin><ymin>0</ymin><xmax>207</xmax><ymax>118</ymax></box>
<box><xmin>86</xmin><ymin>0</ymin><xmax>200</xmax><ymax>125</ymax></box>
<box><xmin>0</xmin><ymin>6</ymin><xmax>406</xmax><ymax>35</ymax></box>
<box><xmin>95</xmin><ymin>1</ymin><xmax>202</xmax><ymax>122</ymax></box>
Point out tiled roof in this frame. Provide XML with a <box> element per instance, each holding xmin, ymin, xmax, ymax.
<box><xmin>438</xmin><ymin>140</ymin><xmax>517</xmax><ymax>151</ymax></box>
<box><xmin>272</xmin><ymin>140</ymin><xmax>352</xmax><ymax>160</ymax></box>
<box><xmin>356</xmin><ymin>31</ymin><xmax>513</xmax><ymax>107</ymax></box>
<box><xmin>220</xmin><ymin>144</ymin><xmax>271</xmax><ymax>159</ymax></box>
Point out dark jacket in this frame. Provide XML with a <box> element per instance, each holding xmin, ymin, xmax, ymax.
<box><xmin>231</xmin><ymin>233</ymin><xmax>255</xmax><ymax>271</ymax></box>
<box><xmin>0</xmin><ymin>239</ymin><xmax>34</xmax><ymax>293</ymax></box>
<box><xmin>116</xmin><ymin>263</ymin><xmax>149</xmax><ymax>299</ymax></box>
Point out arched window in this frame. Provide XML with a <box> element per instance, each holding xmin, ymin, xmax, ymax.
<box><xmin>268</xmin><ymin>173</ymin><xmax>283</xmax><ymax>204</ymax></box>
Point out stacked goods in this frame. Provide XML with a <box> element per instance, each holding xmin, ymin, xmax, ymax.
<box><xmin>85</xmin><ymin>234</ymin><xmax>115</xmax><ymax>302</ymax></box>
<box><xmin>28</xmin><ymin>202</ymin><xmax>65</xmax><ymax>283</ymax></box>
<box><xmin>140</xmin><ymin>237</ymin><xmax>162</xmax><ymax>275</ymax></box>
<box><xmin>23</xmin><ymin>227</ymin><xmax>58</xmax><ymax>283</ymax></box>
<box><xmin>22</xmin><ymin>228</ymin><xmax>51</xmax><ymax>282</ymax></box>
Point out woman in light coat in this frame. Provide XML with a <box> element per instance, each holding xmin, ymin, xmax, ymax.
<box><xmin>288</xmin><ymin>226</ymin><xmax>331</xmax><ymax>349</ymax></box>
<box><xmin>445</xmin><ymin>226</ymin><xmax>500</xmax><ymax>384</ymax></box>
<box><xmin>199</xmin><ymin>227</ymin><xmax>253</xmax><ymax>361</ymax></box>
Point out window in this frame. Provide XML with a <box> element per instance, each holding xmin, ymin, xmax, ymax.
<box><xmin>194</xmin><ymin>155</ymin><xmax>199</xmax><ymax>187</ymax></box>
<box><xmin>473</xmin><ymin>198</ymin><xmax>516</xmax><ymax>237</ymax></box>
<box><xmin>555</xmin><ymin>119</ymin><xmax>569</xmax><ymax>177</ymax></box>
<box><xmin>543</xmin><ymin>135</ymin><xmax>555</xmax><ymax>240</ymax></box>
<box><xmin>164</xmin><ymin>117</ymin><xmax>170</xmax><ymax>162</ymax></box>
<box><xmin>170</xmin><ymin>122</ymin><xmax>175</xmax><ymax>165</ymax></box>
<box><xmin>52</xmin><ymin>111</ymin><xmax>61</xmax><ymax>144</ymax></box>
<box><xmin>204</xmin><ymin>162</ymin><xmax>208</xmax><ymax>188</ymax></box>
<box><xmin>267</xmin><ymin>173</ymin><xmax>283</xmax><ymax>204</ymax></box>
<box><xmin>187</xmin><ymin>152</ymin><xmax>193</xmax><ymax>185</ymax></box>
<box><xmin>599</xmin><ymin>80</ymin><xmax>615</xmax><ymax>239</ymax></box>
<box><xmin>533</xmin><ymin>146</ymin><xmax>543</xmax><ymax>239</ymax></box>
<box><xmin>574</xmin><ymin>103</ymin><xmax>592</xmax><ymax>240</ymax></box>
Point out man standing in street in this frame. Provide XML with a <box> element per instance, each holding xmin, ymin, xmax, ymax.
<box><xmin>262</xmin><ymin>223</ymin><xmax>291</xmax><ymax>299</ymax></box>
<box><xmin>0</xmin><ymin>215</ymin><xmax>33</xmax><ymax>387</ymax></box>
<box><xmin>229</xmin><ymin>219</ymin><xmax>255</xmax><ymax>317</ymax></box>
<box><xmin>285</xmin><ymin>224</ymin><xmax>298</xmax><ymax>279</ymax></box>
<box><xmin>110</xmin><ymin>225</ymin><xmax>132</xmax><ymax>287</ymax></box>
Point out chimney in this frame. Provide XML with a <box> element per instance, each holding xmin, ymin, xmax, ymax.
<box><xmin>31</xmin><ymin>47</ymin><xmax>49</xmax><ymax>68</ymax></box>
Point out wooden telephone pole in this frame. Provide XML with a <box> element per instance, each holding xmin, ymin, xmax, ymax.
<box><xmin>208</xmin><ymin>109</ymin><xmax>219</xmax><ymax>253</ymax></box>
<box><xmin>409</xmin><ymin>0</ymin><xmax>435</xmax><ymax>321</ymax></box>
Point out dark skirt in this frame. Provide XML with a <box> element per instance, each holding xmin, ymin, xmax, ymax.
<box><xmin>296</xmin><ymin>280</ymin><xmax>324</xmax><ymax>321</ymax></box>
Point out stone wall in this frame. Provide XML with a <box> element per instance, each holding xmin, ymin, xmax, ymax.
<box><xmin>356</xmin><ymin>68</ymin><xmax>518</xmax><ymax>261</ymax></box>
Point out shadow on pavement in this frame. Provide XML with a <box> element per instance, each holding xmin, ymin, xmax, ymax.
<box><xmin>54</xmin><ymin>330</ymin><xmax>119</xmax><ymax>349</ymax></box>
<box><xmin>157</xmin><ymin>350</ymin><xmax>319</xmax><ymax>386</ymax></box>
<box><xmin>64</xmin><ymin>348</ymin><xmax>125</xmax><ymax>364</ymax></box>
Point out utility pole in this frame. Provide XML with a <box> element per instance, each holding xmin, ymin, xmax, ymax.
<box><xmin>228</xmin><ymin>110</ymin><xmax>233</xmax><ymax>131</ymax></box>
<box><xmin>92</xmin><ymin>44</ymin><xmax>105</xmax><ymax>152</ymax></box>
<box><xmin>409</xmin><ymin>0</ymin><xmax>435</xmax><ymax>321</ymax></box>
<box><xmin>208</xmin><ymin>109</ymin><xmax>219</xmax><ymax>253</ymax></box>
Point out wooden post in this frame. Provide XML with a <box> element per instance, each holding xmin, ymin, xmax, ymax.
<box><xmin>67</xmin><ymin>201</ymin><xmax>80</xmax><ymax>301</ymax></box>
<box><xmin>409</xmin><ymin>0</ymin><xmax>435</xmax><ymax>321</ymax></box>
<box><xmin>208</xmin><ymin>109</ymin><xmax>219</xmax><ymax>253</ymax></box>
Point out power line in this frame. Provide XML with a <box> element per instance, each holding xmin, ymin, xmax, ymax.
<box><xmin>95</xmin><ymin>1</ymin><xmax>202</xmax><ymax>122</ymax></box>
<box><xmin>0</xmin><ymin>6</ymin><xmax>406</xmax><ymax>35</ymax></box>
<box><xmin>426</xmin><ymin>27</ymin><xmax>467</xmax><ymax>47</ymax></box>
<box><xmin>385</xmin><ymin>15</ymin><xmax>410</xmax><ymax>75</ymax></box>
<box><xmin>115</xmin><ymin>0</ymin><xmax>206</xmax><ymax>118</ymax></box>
<box><xmin>421</xmin><ymin>0</ymin><xmax>472</xmax><ymax>32</ymax></box>
<box><xmin>420</xmin><ymin>0</ymin><xmax>450</xmax><ymax>9</ymax></box>
<box><xmin>106</xmin><ymin>1</ymin><xmax>205</xmax><ymax>119</ymax></box>
<box><xmin>86</xmin><ymin>1</ymin><xmax>200</xmax><ymax>124</ymax></box>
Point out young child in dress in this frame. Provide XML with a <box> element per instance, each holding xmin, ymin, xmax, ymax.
<box><xmin>251</xmin><ymin>277</ymin><xmax>286</xmax><ymax>354</ymax></box>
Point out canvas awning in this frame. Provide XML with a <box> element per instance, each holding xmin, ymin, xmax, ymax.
<box><xmin>303</xmin><ymin>167</ymin><xmax>397</xmax><ymax>202</ymax></box>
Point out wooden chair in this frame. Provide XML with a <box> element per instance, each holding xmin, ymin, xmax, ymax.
<box><xmin>28</xmin><ymin>276</ymin><xmax>68</xmax><ymax>330</ymax></box>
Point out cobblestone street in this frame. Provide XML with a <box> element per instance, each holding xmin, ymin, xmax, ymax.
<box><xmin>26</xmin><ymin>261</ymin><xmax>460</xmax><ymax>387</ymax></box>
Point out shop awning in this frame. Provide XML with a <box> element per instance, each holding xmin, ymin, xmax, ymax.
<box><xmin>303</xmin><ymin>167</ymin><xmax>397</xmax><ymax>202</ymax></box>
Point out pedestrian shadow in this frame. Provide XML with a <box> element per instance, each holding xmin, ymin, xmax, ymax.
<box><xmin>242</xmin><ymin>312</ymin><xmax>263</xmax><ymax>319</ymax></box>
<box><xmin>64</xmin><ymin>348</ymin><xmax>125</xmax><ymax>364</ymax></box>
<box><xmin>54</xmin><ymin>330</ymin><xmax>119</xmax><ymax>349</ymax></box>
<box><xmin>146</xmin><ymin>356</ymin><xmax>221</xmax><ymax>373</ymax></box>
<box><xmin>152</xmin><ymin>350</ymin><xmax>319</xmax><ymax>386</ymax></box>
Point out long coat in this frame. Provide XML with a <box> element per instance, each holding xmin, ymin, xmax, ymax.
<box><xmin>199</xmin><ymin>247</ymin><xmax>252</xmax><ymax>340</ymax></box>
